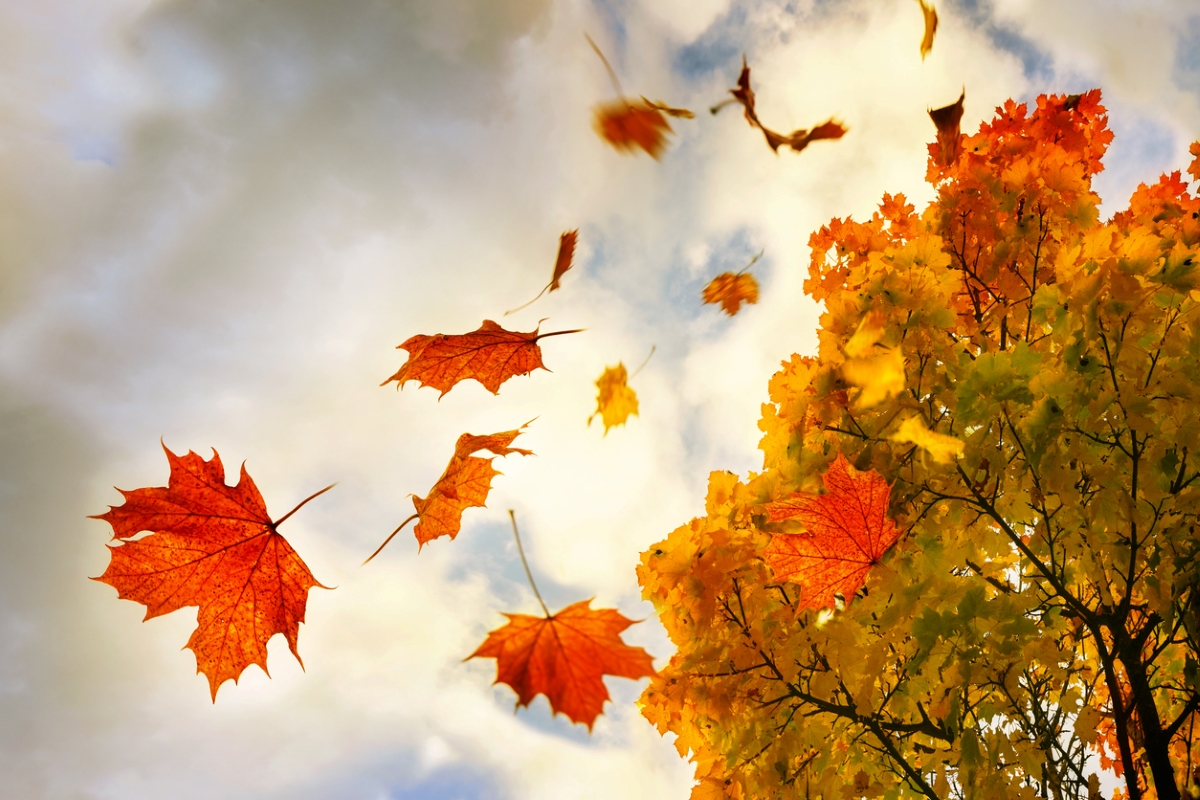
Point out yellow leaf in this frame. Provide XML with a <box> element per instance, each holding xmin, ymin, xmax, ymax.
<box><xmin>1074</xmin><ymin>705</ymin><xmax>1103</xmax><ymax>746</ymax></box>
<box><xmin>890</xmin><ymin>416</ymin><xmax>964</xmax><ymax>463</ymax></box>
<box><xmin>843</xmin><ymin>346</ymin><xmax>905</xmax><ymax>407</ymax></box>
<box><xmin>589</xmin><ymin>362</ymin><xmax>639</xmax><ymax>433</ymax></box>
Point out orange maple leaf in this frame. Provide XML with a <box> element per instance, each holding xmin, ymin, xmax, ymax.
<box><xmin>594</xmin><ymin>99</ymin><xmax>690</xmax><ymax>159</ymax></box>
<box><xmin>716</xmin><ymin>57</ymin><xmax>847</xmax><ymax>154</ymax></box>
<box><xmin>468</xmin><ymin>599</ymin><xmax>656</xmax><ymax>730</ymax></box>
<box><xmin>365</xmin><ymin>426</ymin><xmax>533</xmax><ymax>560</ymax></box>
<box><xmin>506</xmin><ymin>230</ymin><xmax>579</xmax><ymax>315</ymax></box>
<box><xmin>929</xmin><ymin>89</ymin><xmax>965</xmax><ymax>166</ymax></box>
<box><xmin>91</xmin><ymin>445</ymin><xmax>331</xmax><ymax>699</ymax></box>
<box><xmin>1188</xmin><ymin>141</ymin><xmax>1200</xmax><ymax>183</ymax></box>
<box><xmin>703</xmin><ymin>271</ymin><xmax>759</xmax><ymax>316</ymax></box>
<box><xmin>917</xmin><ymin>0</ymin><xmax>938</xmax><ymax>60</ymax></box>
<box><xmin>762</xmin><ymin>452</ymin><xmax>901</xmax><ymax>609</ymax></box>
<box><xmin>382</xmin><ymin>320</ymin><xmax>581</xmax><ymax>397</ymax></box>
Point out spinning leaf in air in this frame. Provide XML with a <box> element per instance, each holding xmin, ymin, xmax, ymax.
<box><xmin>929</xmin><ymin>89</ymin><xmax>965</xmax><ymax>166</ymax></box>
<box><xmin>587</xmin><ymin>36</ymin><xmax>693</xmax><ymax>159</ymax></box>
<box><xmin>506</xmin><ymin>230</ymin><xmax>579</xmax><ymax>315</ymax></box>
<box><xmin>469</xmin><ymin>599</ymin><xmax>656</xmax><ymax>730</ymax></box>
<box><xmin>762</xmin><ymin>452</ymin><xmax>901</xmax><ymax>609</ymax></box>
<box><xmin>589</xmin><ymin>362</ymin><xmax>639</xmax><ymax>433</ymax></box>
<box><xmin>92</xmin><ymin>445</ymin><xmax>331</xmax><ymax>699</ymax></box>
<box><xmin>702</xmin><ymin>272</ymin><xmax>759</xmax><ymax>316</ymax></box>
<box><xmin>714</xmin><ymin>57</ymin><xmax>847</xmax><ymax>154</ymax></box>
<box><xmin>917</xmin><ymin>0</ymin><xmax>938</xmax><ymax>60</ymax></box>
<box><xmin>366</xmin><ymin>426</ymin><xmax>532</xmax><ymax>560</ymax></box>
<box><xmin>382</xmin><ymin>320</ymin><xmax>581</xmax><ymax>397</ymax></box>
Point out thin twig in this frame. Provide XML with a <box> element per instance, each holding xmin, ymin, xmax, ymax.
<box><xmin>510</xmin><ymin>509</ymin><xmax>550</xmax><ymax>617</ymax></box>
<box><xmin>363</xmin><ymin>513</ymin><xmax>419</xmax><ymax>565</ymax></box>
<box><xmin>273</xmin><ymin>483</ymin><xmax>336</xmax><ymax>528</ymax></box>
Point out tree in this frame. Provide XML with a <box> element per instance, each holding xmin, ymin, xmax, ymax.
<box><xmin>637</xmin><ymin>90</ymin><xmax>1200</xmax><ymax>800</ymax></box>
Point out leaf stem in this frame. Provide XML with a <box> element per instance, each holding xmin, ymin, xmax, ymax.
<box><xmin>363</xmin><ymin>513</ymin><xmax>419</xmax><ymax>565</ymax></box>
<box><xmin>737</xmin><ymin>249</ymin><xmax>764</xmax><ymax>277</ymax></box>
<box><xmin>533</xmin><ymin>327</ymin><xmax>586</xmax><ymax>340</ymax></box>
<box><xmin>630</xmin><ymin>344</ymin><xmax>656</xmax><ymax>379</ymax></box>
<box><xmin>509</xmin><ymin>509</ymin><xmax>550</xmax><ymax>618</ymax></box>
<box><xmin>584</xmin><ymin>33</ymin><xmax>624</xmax><ymax>99</ymax></box>
<box><xmin>273</xmin><ymin>483</ymin><xmax>336</xmax><ymax>528</ymax></box>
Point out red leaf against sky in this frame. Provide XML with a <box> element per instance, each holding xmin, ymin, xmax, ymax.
<box><xmin>92</xmin><ymin>445</ymin><xmax>330</xmax><ymax>699</ymax></box>
<box><xmin>929</xmin><ymin>89</ymin><xmax>965</xmax><ymax>166</ymax></box>
<box><xmin>505</xmin><ymin>230</ymin><xmax>579</xmax><ymax>315</ymax></box>
<box><xmin>594</xmin><ymin>99</ymin><xmax>692</xmax><ymax>159</ymax></box>
<box><xmin>468</xmin><ymin>599</ymin><xmax>656</xmax><ymax>730</ymax></box>
<box><xmin>716</xmin><ymin>57</ymin><xmax>847</xmax><ymax>154</ymax></box>
<box><xmin>382</xmin><ymin>320</ymin><xmax>581</xmax><ymax>397</ymax></box>
<box><xmin>365</xmin><ymin>426</ymin><xmax>532</xmax><ymax>560</ymax></box>
<box><xmin>762</xmin><ymin>452</ymin><xmax>901</xmax><ymax>610</ymax></box>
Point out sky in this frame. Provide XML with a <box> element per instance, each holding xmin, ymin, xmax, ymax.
<box><xmin>1</xmin><ymin>1</ymin><xmax>1198</xmax><ymax>798</ymax></box>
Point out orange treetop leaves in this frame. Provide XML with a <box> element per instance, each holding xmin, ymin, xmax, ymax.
<box><xmin>382</xmin><ymin>320</ymin><xmax>581</xmax><ymax>397</ymax></box>
<box><xmin>718</xmin><ymin>57</ymin><xmax>847</xmax><ymax>154</ymax></box>
<box><xmin>917</xmin><ymin>0</ymin><xmax>938</xmax><ymax>60</ymax></box>
<box><xmin>91</xmin><ymin>445</ymin><xmax>329</xmax><ymax>699</ymax></box>
<box><xmin>929</xmin><ymin>89</ymin><xmax>965</xmax><ymax>166</ymax></box>
<box><xmin>762</xmin><ymin>452</ymin><xmax>901</xmax><ymax>609</ymax></box>
<box><xmin>468</xmin><ymin>599</ymin><xmax>656</xmax><ymax>730</ymax></box>
<box><xmin>366</xmin><ymin>426</ymin><xmax>533</xmax><ymax>560</ymax></box>
<box><xmin>702</xmin><ymin>271</ymin><xmax>759</xmax><ymax>316</ymax></box>
<box><xmin>594</xmin><ymin>98</ymin><xmax>692</xmax><ymax>159</ymax></box>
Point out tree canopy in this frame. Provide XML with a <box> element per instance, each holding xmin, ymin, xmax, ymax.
<box><xmin>638</xmin><ymin>90</ymin><xmax>1200</xmax><ymax>800</ymax></box>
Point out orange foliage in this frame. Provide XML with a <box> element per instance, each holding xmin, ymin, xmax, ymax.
<box><xmin>762</xmin><ymin>452</ymin><xmax>901</xmax><ymax>609</ymax></box>
<box><xmin>92</xmin><ymin>445</ymin><xmax>328</xmax><ymax>699</ymax></box>
<box><xmin>468</xmin><ymin>599</ymin><xmax>656</xmax><ymax>730</ymax></box>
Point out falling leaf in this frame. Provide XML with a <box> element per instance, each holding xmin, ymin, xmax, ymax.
<box><xmin>589</xmin><ymin>362</ymin><xmax>639</xmax><ymax>433</ymax></box>
<box><xmin>594</xmin><ymin>99</ymin><xmax>687</xmax><ymax>159</ymax></box>
<box><xmin>841</xmin><ymin>313</ymin><xmax>905</xmax><ymax>407</ymax></box>
<box><xmin>366</xmin><ymin>426</ymin><xmax>533</xmax><ymax>559</ymax></box>
<box><xmin>1188</xmin><ymin>141</ymin><xmax>1200</xmax><ymax>183</ymax></box>
<box><xmin>382</xmin><ymin>320</ymin><xmax>581</xmax><ymax>397</ymax></box>
<box><xmin>91</xmin><ymin>445</ymin><xmax>330</xmax><ymax>699</ymax></box>
<box><xmin>703</xmin><ymin>272</ymin><xmax>759</xmax><ymax>316</ymax></box>
<box><xmin>890</xmin><ymin>415</ymin><xmax>964</xmax><ymax>463</ymax></box>
<box><xmin>717</xmin><ymin>56</ymin><xmax>847</xmax><ymax>154</ymax></box>
<box><xmin>505</xmin><ymin>230</ymin><xmax>580</xmax><ymax>315</ymax></box>
<box><xmin>917</xmin><ymin>0</ymin><xmax>938</xmax><ymax>60</ymax></box>
<box><xmin>762</xmin><ymin>452</ymin><xmax>901</xmax><ymax>609</ymax></box>
<box><xmin>468</xmin><ymin>599</ymin><xmax>656</xmax><ymax>730</ymax></box>
<box><xmin>929</xmin><ymin>89</ymin><xmax>965</xmax><ymax>166</ymax></box>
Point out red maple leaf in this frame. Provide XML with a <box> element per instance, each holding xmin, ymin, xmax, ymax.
<box><xmin>91</xmin><ymin>445</ymin><xmax>331</xmax><ymax>699</ymax></box>
<box><xmin>382</xmin><ymin>320</ymin><xmax>581</xmax><ymax>397</ymax></box>
<box><xmin>762</xmin><ymin>452</ymin><xmax>900</xmax><ymax>609</ymax></box>
<box><xmin>468</xmin><ymin>599</ymin><xmax>656</xmax><ymax>730</ymax></box>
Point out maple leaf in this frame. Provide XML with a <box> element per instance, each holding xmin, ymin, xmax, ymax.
<box><xmin>715</xmin><ymin>56</ymin><xmax>847</xmax><ymax>154</ymax></box>
<box><xmin>589</xmin><ymin>362</ymin><xmax>639</xmax><ymax>433</ymax></box>
<box><xmin>762</xmin><ymin>453</ymin><xmax>901</xmax><ymax>609</ymax></box>
<box><xmin>929</xmin><ymin>89</ymin><xmax>965</xmax><ymax>166</ymax></box>
<box><xmin>506</xmin><ymin>230</ymin><xmax>579</xmax><ymax>315</ymax></box>
<box><xmin>91</xmin><ymin>445</ymin><xmax>331</xmax><ymax>699</ymax></box>
<box><xmin>365</xmin><ymin>426</ymin><xmax>533</xmax><ymax>560</ymax></box>
<box><xmin>594</xmin><ymin>99</ymin><xmax>689</xmax><ymax>159</ymax></box>
<box><xmin>382</xmin><ymin>320</ymin><xmax>581</xmax><ymax>397</ymax></box>
<box><xmin>841</xmin><ymin>311</ymin><xmax>905</xmax><ymax>407</ymax></box>
<box><xmin>702</xmin><ymin>271</ymin><xmax>759</xmax><ymax>316</ymax></box>
<box><xmin>890</xmin><ymin>415</ymin><xmax>964</xmax><ymax>463</ymax></box>
<box><xmin>468</xmin><ymin>599</ymin><xmax>656</xmax><ymax>730</ymax></box>
<box><xmin>917</xmin><ymin>0</ymin><xmax>938</xmax><ymax>61</ymax></box>
<box><xmin>1188</xmin><ymin>141</ymin><xmax>1200</xmax><ymax>183</ymax></box>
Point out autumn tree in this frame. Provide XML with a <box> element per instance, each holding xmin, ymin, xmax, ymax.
<box><xmin>638</xmin><ymin>90</ymin><xmax>1200</xmax><ymax>800</ymax></box>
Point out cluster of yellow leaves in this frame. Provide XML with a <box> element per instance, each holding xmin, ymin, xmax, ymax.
<box><xmin>639</xmin><ymin>86</ymin><xmax>1200</xmax><ymax>800</ymax></box>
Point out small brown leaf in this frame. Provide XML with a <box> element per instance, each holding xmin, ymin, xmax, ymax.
<box><xmin>718</xmin><ymin>56</ymin><xmax>847</xmax><ymax>154</ymax></box>
<box><xmin>929</xmin><ymin>89</ymin><xmax>965</xmax><ymax>166</ymax></box>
